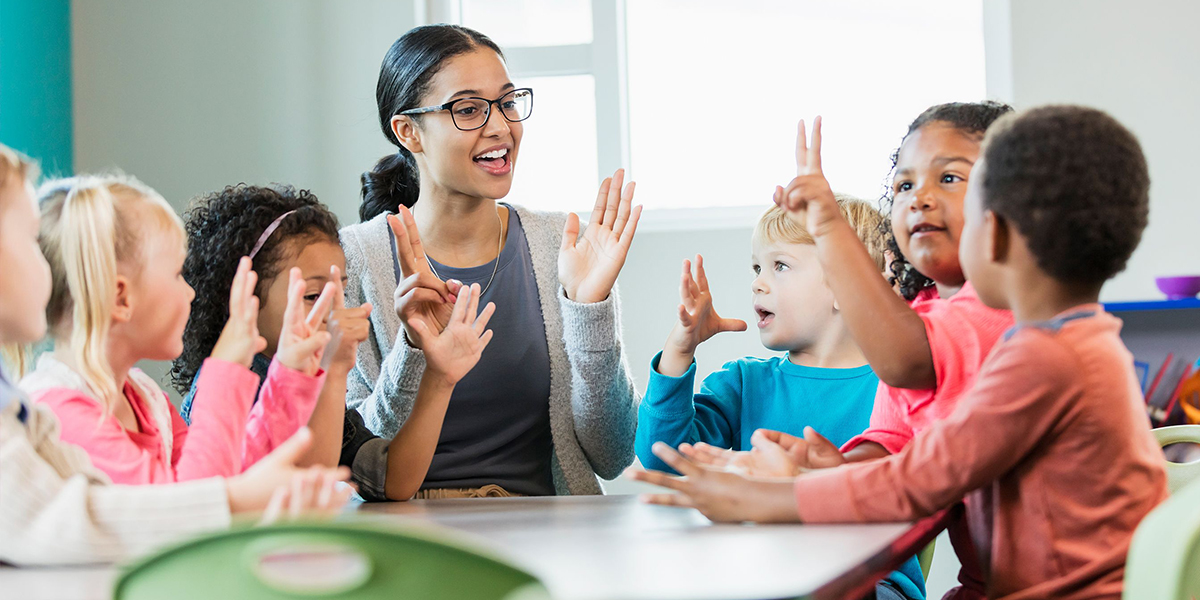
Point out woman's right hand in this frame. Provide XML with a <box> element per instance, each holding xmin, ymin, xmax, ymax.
<box><xmin>389</xmin><ymin>207</ymin><xmax>463</xmax><ymax>349</ymax></box>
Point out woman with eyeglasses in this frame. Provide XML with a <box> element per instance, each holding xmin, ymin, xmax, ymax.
<box><xmin>340</xmin><ymin>24</ymin><xmax>642</xmax><ymax>499</ymax></box>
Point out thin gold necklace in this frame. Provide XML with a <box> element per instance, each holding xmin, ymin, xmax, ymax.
<box><xmin>421</xmin><ymin>205</ymin><xmax>504</xmax><ymax>296</ymax></box>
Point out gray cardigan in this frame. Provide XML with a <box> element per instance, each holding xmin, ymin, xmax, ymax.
<box><xmin>340</xmin><ymin>207</ymin><xmax>639</xmax><ymax>495</ymax></box>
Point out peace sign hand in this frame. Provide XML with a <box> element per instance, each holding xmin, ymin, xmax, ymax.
<box><xmin>774</xmin><ymin>116</ymin><xmax>844</xmax><ymax>239</ymax></box>
<box><xmin>559</xmin><ymin>168</ymin><xmax>643</xmax><ymax>304</ymax></box>
<box><xmin>411</xmin><ymin>282</ymin><xmax>496</xmax><ymax>386</ymax></box>
<box><xmin>275</xmin><ymin>267</ymin><xmax>335</xmax><ymax>376</ymax></box>
<box><xmin>324</xmin><ymin>265</ymin><xmax>373</xmax><ymax>372</ymax></box>
<box><xmin>389</xmin><ymin>206</ymin><xmax>463</xmax><ymax>349</ymax></box>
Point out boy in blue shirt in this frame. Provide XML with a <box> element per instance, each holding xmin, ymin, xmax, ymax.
<box><xmin>635</xmin><ymin>196</ymin><xmax>925</xmax><ymax>600</ymax></box>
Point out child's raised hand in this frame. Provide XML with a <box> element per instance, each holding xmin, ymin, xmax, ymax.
<box><xmin>658</xmin><ymin>255</ymin><xmax>746</xmax><ymax>377</ymax></box>
<box><xmin>324</xmin><ymin>265</ymin><xmax>373</xmax><ymax>373</ymax></box>
<box><xmin>669</xmin><ymin>255</ymin><xmax>747</xmax><ymax>354</ymax></box>
<box><xmin>211</xmin><ymin>257</ymin><xmax>268</xmax><ymax>368</ymax></box>
<box><xmin>410</xmin><ymin>282</ymin><xmax>495</xmax><ymax>386</ymax></box>
<box><xmin>389</xmin><ymin>207</ymin><xmax>463</xmax><ymax>349</ymax></box>
<box><xmin>774</xmin><ymin>116</ymin><xmax>843</xmax><ymax>239</ymax></box>
<box><xmin>275</xmin><ymin>267</ymin><xmax>335</xmax><ymax>376</ymax></box>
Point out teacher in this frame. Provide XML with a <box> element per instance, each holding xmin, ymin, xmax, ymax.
<box><xmin>341</xmin><ymin>24</ymin><xmax>642</xmax><ymax>498</ymax></box>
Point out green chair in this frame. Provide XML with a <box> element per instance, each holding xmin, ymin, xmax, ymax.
<box><xmin>917</xmin><ymin>541</ymin><xmax>936</xmax><ymax>580</ymax></box>
<box><xmin>1123</xmin><ymin>478</ymin><xmax>1200</xmax><ymax>599</ymax></box>
<box><xmin>1154</xmin><ymin>425</ymin><xmax>1200</xmax><ymax>494</ymax></box>
<box><xmin>113</xmin><ymin>520</ymin><xmax>551</xmax><ymax>600</ymax></box>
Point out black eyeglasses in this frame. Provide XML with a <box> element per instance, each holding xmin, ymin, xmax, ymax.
<box><xmin>399</xmin><ymin>88</ymin><xmax>534</xmax><ymax>131</ymax></box>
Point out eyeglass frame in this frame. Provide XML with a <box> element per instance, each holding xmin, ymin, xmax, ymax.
<box><xmin>397</xmin><ymin>87</ymin><xmax>534</xmax><ymax>131</ymax></box>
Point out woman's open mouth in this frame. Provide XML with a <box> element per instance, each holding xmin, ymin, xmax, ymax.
<box><xmin>473</xmin><ymin>147</ymin><xmax>511</xmax><ymax>176</ymax></box>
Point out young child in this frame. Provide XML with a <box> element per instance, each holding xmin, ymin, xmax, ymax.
<box><xmin>633</xmin><ymin>106</ymin><xmax>1168</xmax><ymax>599</ymax></box>
<box><xmin>0</xmin><ymin>144</ymin><xmax>350</xmax><ymax>566</ymax></box>
<box><xmin>687</xmin><ymin>103</ymin><xmax>1018</xmax><ymax>598</ymax></box>
<box><xmin>18</xmin><ymin>175</ymin><xmax>332</xmax><ymax>484</ymax></box>
<box><xmin>174</xmin><ymin>185</ymin><xmax>495</xmax><ymax>501</ymax></box>
<box><xmin>636</xmin><ymin>196</ymin><xmax>925</xmax><ymax>599</ymax></box>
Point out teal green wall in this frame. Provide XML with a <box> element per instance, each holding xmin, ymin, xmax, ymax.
<box><xmin>0</xmin><ymin>0</ymin><xmax>72</xmax><ymax>176</ymax></box>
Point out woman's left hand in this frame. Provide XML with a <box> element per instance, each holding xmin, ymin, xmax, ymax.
<box><xmin>558</xmin><ymin>168</ymin><xmax>643</xmax><ymax>304</ymax></box>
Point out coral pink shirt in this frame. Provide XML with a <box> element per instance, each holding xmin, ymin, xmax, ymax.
<box><xmin>796</xmin><ymin>307</ymin><xmax>1168</xmax><ymax>600</ymax></box>
<box><xmin>843</xmin><ymin>282</ymin><xmax>1015</xmax><ymax>454</ymax></box>
<box><xmin>23</xmin><ymin>357</ymin><xmax>323</xmax><ymax>484</ymax></box>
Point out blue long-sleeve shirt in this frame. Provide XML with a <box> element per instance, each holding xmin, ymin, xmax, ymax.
<box><xmin>636</xmin><ymin>352</ymin><xmax>926</xmax><ymax>600</ymax></box>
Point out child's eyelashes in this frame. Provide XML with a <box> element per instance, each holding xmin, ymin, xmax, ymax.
<box><xmin>752</xmin><ymin>264</ymin><xmax>761</xmax><ymax>275</ymax></box>
<box><xmin>941</xmin><ymin>173</ymin><xmax>965</xmax><ymax>184</ymax></box>
<box><xmin>774</xmin><ymin>261</ymin><xmax>789</xmax><ymax>272</ymax></box>
<box><xmin>895</xmin><ymin>181</ymin><xmax>913</xmax><ymax>193</ymax></box>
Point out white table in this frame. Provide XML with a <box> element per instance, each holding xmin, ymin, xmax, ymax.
<box><xmin>1</xmin><ymin>495</ymin><xmax>947</xmax><ymax>600</ymax></box>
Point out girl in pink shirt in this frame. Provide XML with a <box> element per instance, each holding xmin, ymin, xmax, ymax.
<box><xmin>18</xmin><ymin>175</ymin><xmax>336</xmax><ymax>484</ymax></box>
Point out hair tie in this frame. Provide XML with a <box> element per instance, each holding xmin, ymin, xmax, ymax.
<box><xmin>248</xmin><ymin>210</ymin><xmax>297</xmax><ymax>260</ymax></box>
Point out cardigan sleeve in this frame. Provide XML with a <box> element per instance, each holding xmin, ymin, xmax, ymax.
<box><xmin>558</xmin><ymin>282</ymin><xmax>640</xmax><ymax>479</ymax></box>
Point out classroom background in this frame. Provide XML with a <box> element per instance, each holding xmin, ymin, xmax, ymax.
<box><xmin>3</xmin><ymin>0</ymin><xmax>1199</xmax><ymax>596</ymax></box>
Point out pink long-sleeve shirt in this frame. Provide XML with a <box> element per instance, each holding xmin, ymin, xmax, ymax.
<box><xmin>843</xmin><ymin>282</ymin><xmax>1014</xmax><ymax>455</ymax></box>
<box><xmin>22</xmin><ymin>357</ymin><xmax>324</xmax><ymax>484</ymax></box>
<box><xmin>795</xmin><ymin>307</ymin><xmax>1168</xmax><ymax>600</ymax></box>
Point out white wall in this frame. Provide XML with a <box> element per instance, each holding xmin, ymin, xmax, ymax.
<box><xmin>72</xmin><ymin>0</ymin><xmax>416</xmax><ymax>394</ymax></box>
<box><xmin>72</xmin><ymin>0</ymin><xmax>411</xmax><ymax>225</ymax></box>
<box><xmin>987</xmin><ymin>0</ymin><xmax>1200</xmax><ymax>302</ymax></box>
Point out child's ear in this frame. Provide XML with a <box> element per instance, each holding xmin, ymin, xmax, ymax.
<box><xmin>390</xmin><ymin>115</ymin><xmax>423</xmax><ymax>155</ymax></box>
<box><xmin>112</xmin><ymin>276</ymin><xmax>133</xmax><ymax>323</ymax></box>
<box><xmin>987</xmin><ymin>209</ymin><xmax>1011</xmax><ymax>264</ymax></box>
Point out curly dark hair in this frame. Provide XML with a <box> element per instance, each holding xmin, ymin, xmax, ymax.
<box><xmin>980</xmin><ymin>105</ymin><xmax>1149</xmax><ymax>284</ymax></box>
<box><xmin>169</xmin><ymin>184</ymin><xmax>340</xmax><ymax>394</ymax></box>
<box><xmin>880</xmin><ymin>101</ymin><xmax>1014</xmax><ymax>299</ymax></box>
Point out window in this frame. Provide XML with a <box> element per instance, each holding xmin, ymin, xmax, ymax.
<box><xmin>422</xmin><ymin>0</ymin><xmax>986</xmax><ymax>226</ymax></box>
<box><xmin>626</xmin><ymin>0</ymin><xmax>986</xmax><ymax>219</ymax></box>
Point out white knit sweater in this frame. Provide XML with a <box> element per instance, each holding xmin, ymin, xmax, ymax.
<box><xmin>339</xmin><ymin>206</ymin><xmax>640</xmax><ymax>495</ymax></box>
<box><xmin>0</xmin><ymin>394</ymin><xmax>230</xmax><ymax>565</ymax></box>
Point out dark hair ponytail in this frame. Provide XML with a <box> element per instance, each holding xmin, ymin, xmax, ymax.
<box><xmin>360</xmin><ymin>24</ymin><xmax>504</xmax><ymax>222</ymax></box>
<box><xmin>880</xmin><ymin>100</ymin><xmax>1014</xmax><ymax>300</ymax></box>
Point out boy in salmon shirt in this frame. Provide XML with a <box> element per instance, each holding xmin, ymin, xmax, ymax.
<box><xmin>630</xmin><ymin>105</ymin><xmax>1168</xmax><ymax>600</ymax></box>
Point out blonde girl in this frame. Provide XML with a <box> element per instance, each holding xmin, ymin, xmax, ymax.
<box><xmin>19</xmin><ymin>175</ymin><xmax>335</xmax><ymax>484</ymax></box>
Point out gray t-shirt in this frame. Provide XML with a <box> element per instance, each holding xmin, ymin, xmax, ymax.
<box><xmin>391</xmin><ymin>205</ymin><xmax>554</xmax><ymax>495</ymax></box>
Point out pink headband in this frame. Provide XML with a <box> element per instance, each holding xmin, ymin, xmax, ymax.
<box><xmin>248</xmin><ymin>210</ymin><xmax>297</xmax><ymax>260</ymax></box>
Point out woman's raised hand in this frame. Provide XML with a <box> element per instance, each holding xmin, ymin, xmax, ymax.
<box><xmin>558</xmin><ymin>168</ymin><xmax>643</xmax><ymax>304</ymax></box>
<box><xmin>410</xmin><ymin>282</ymin><xmax>495</xmax><ymax>386</ymax></box>
<box><xmin>389</xmin><ymin>206</ymin><xmax>463</xmax><ymax>349</ymax></box>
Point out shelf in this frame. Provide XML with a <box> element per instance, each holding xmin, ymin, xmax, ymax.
<box><xmin>1104</xmin><ymin>298</ymin><xmax>1200</xmax><ymax>312</ymax></box>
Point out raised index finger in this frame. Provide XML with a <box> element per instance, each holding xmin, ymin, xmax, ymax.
<box><xmin>809</xmin><ymin>115</ymin><xmax>823</xmax><ymax>172</ymax></box>
<box><xmin>795</xmin><ymin>119</ymin><xmax>808</xmax><ymax>175</ymax></box>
